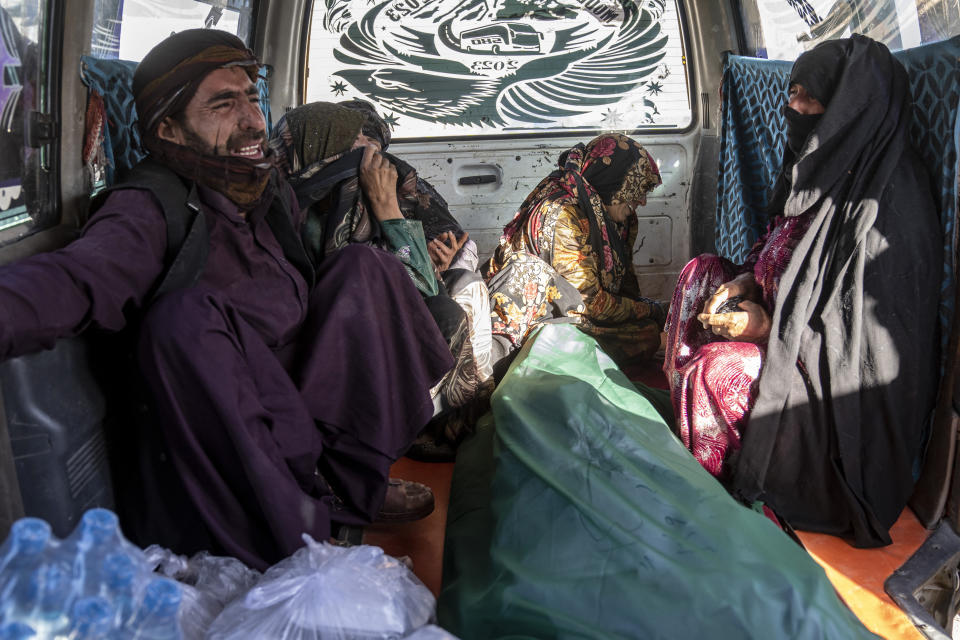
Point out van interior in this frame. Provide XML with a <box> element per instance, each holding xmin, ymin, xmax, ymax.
<box><xmin>0</xmin><ymin>0</ymin><xmax>959</xmax><ymax>638</ymax></box>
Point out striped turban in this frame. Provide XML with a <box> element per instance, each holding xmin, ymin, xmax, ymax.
<box><xmin>133</xmin><ymin>29</ymin><xmax>260</xmax><ymax>137</ymax></box>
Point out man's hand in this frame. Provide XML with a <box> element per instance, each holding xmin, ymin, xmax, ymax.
<box><xmin>697</xmin><ymin>300</ymin><xmax>771</xmax><ymax>342</ymax></box>
<box><xmin>428</xmin><ymin>231</ymin><xmax>469</xmax><ymax>272</ymax></box>
<box><xmin>702</xmin><ymin>272</ymin><xmax>760</xmax><ymax>316</ymax></box>
<box><xmin>359</xmin><ymin>145</ymin><xmax>403</xmax><ymax>221</ymax></box>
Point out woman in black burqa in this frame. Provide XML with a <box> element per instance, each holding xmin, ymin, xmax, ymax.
<box><xmin>723</xmin><ymin>35</ymin><xmax>941</xmax><ymax>546</ymax></box>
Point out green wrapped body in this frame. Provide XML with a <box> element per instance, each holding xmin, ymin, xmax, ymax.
<box><xmin>439</xmin><ymin>324</ymin><xmax>877</xmax><ymax>640</ymax></box>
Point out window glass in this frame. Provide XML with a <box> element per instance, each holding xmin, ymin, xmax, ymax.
<box><xmin>739</xmin><ymin>0</ymin><xmax>960</xmax><ymax>60</ymax></box>
<box><xmin>0</xmin><ymin>0</ymin><xmax>50</xmax><ymax>235</ymax></box>
<box><xmin>90</xmin><ymin>0</ymin><xmax>255</xmax><ymax>61</ymax></box>
<box><xmin>306</xmin><ymin>0</ymin><xmax>692</xmax><ymax>139</ymax></box>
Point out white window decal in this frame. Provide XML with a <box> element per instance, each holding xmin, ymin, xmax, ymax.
<box><xmin>307</xmin><ymin>0</ymin><xmax>691</xmax><ymax>138</ymax></box>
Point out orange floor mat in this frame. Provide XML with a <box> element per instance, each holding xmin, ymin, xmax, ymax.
<box><xmin>797</xmin><ymin>509</ymin><xmax>931</xmax><ymax>640</ymax></box>
<box><xmin>362</xmin><ymin>457</ymin><xmax>454</xmax><ymax>597</ymax></box>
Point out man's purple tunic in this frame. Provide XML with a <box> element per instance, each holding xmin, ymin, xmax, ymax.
<box><xmin>0</xmin><ymin>182</ymin><xmax>453</xmax><ymax>569</ymax></box>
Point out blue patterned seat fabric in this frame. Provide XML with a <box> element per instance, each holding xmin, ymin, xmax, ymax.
<box><xmin>80</xmin><ymin>56</ymin><xmax>273</xmax><ymax>189</ymax></box>
<box><xmin>716</xmin><ymin>36</ymin><xmax>960</xmax><ymax>346</ymax></box>
<box><xmin>715</xmin><ymin>55</ymin><xmax>792</xmax><ymax>262</ymax></box>
<box><xmin>257</xmin><ymin>66</ymin><xmax>271</xmax><ymax>136</ymax></box>
<box><xmin>80</xmin><ymin>56</ymin><xmax>144</xmax><ymax>188</ymax></box>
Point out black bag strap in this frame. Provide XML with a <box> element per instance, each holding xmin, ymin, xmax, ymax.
<box><xmin>151</xmin><ymin>182</ymin><xmax>209</xmax><ymax>301</ymax></box>
<box><xmin>89</xmin><ymin>158</ymin><xmax>209</xmax><ymax>303</ymax></box>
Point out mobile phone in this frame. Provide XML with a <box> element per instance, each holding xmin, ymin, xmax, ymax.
<box><xmin>715</xmin><ymin>295</ymin><xmax>745</xmax><ymax>314</ymax></box>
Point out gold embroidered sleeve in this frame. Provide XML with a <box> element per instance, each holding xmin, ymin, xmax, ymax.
<box><xmin>551</xmin><ymin>205</ymin><xmax>651</xmax><ymax>324</ymax></box>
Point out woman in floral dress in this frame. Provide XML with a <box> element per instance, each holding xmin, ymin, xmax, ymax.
<box><xmin>483</xmin><ymin>134</ymin><xmax>665</xmax><ymax>369</ymax></box>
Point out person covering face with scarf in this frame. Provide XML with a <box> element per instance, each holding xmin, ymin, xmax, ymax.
<box><xmin>483</xmin><ymin>133</ymin><xmax>664</xmax><ymax>370</ymax></box>
<box><xmin>337</xmin><ymin>99</ymin><xmax>477</xmax><ymax>273</ymax></box>
<box><xmin>270</xmin><ymin>100</ymin><xmax>473</xmax><ymax>279</ymax></box>
<box><xmin>269</xmin><ymin>101</ymin><xmax>442</xmax><ymax>294</ymax></box>
<box><xmin>664</xmin><ymin>35</ymin><xmax>941</xmax><ymax>547</ymax></box>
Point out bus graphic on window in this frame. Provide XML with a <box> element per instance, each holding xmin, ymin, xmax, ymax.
<box><xmin>461</xmin><ymin>22</ymin><xmax>543</xmax><ymax>54</ymax></box>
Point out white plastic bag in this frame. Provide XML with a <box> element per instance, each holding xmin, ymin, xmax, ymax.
<box><xmin>205</xmin><ymin>536</ymin><xmax>435</xmax><ymax>639</ymax></box>
<box><xmin>144</xmin><ymin>546</ymin><xmax>190</xmax><ymax>582</ymax></box>
<box><xmin>190</xmin><ymin>552</ymin><xmax>260</xmax><ymax>607</ymax></box>
<box><xmin>144</xmin><ymin>546</ymin><xmax>261</xmax><ymax>640</ymax></box>
<box><xmin>144</xmin><ymin>547</ymin><xmax>259</xmax><ymax>606</ymax></box>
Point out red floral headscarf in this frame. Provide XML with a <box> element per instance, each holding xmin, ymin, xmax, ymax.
<box><xmin>502</xmin><ymin>133</ymin><xmax>661</xmax><ymax>270</ymax></box>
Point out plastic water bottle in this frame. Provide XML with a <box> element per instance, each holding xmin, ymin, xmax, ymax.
<box><xmin>0</xmin><ymin>520</ymin><xmax>52</xmax><ymax>624</ymax></box>
<box><xmin>63</xmin><ymin>509</ymin><xmax>125</xmax><ymax>598</ymax></box>
<box><xmin>66</xmin><ymin>596</ymin><xmax>115</xmax><ymax>639</ymax></box>
<box><xmin>124</xmin><ymin>578</ymin><xmax>182</xmax><ymax>639</ymax></box>
<box><xmin>25</xmin><ymin>562</ymin><xmax>73</xmax><ymax>636</ymax></box>
<box><xmin>0</xmin><ymin>519</ymin><xmax>51</xmax><ymax>578</ymax></box>
<box><xmin>103</xmin><ymin>551</ymin><xmax>139</xmax><ymax>628</ymax></box>
<box><xmin>0</xmin><ymin>622</ymin><xmax>35</xmax><ymax>639</ymax></box>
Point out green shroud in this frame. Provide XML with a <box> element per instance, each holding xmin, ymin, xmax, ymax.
<box><xmin>438</xmin><ymin>324</ymin><xmax>878</xmax><ymax>640</ymax></box>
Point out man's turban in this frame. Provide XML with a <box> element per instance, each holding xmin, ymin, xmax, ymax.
<box><xmin>133</xmin><ymin>29</ymin><xmax>260</xmax><ymax>137</ymax></box>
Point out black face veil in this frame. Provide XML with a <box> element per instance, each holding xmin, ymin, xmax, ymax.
<box><xmin>782</xmin><ymin>39</ymin><xmax>845</xmax><ymax>156</ymax></box>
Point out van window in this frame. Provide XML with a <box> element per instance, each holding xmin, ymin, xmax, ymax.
<box><xmin>90</xmin><ymin>0</ymin><xmax>256</xmax><ymax>61</ymax></box>
<box><xmin>305</xmin><ymin>0</ymin><xmax>692</xmax><ymax>139</ymax></box>
<box><xmin>739</xmin><ymin>0</ymin><xmax>960</xmax><ymax>60</ymax></box>
<box><xmin>0</xmin><ymin>0</ymin><xmax>55</xmax><ymax>238</ymax></box>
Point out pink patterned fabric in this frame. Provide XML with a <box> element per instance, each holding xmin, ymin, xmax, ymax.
<box><xmin>664</xmin><ymin>212</ymin><xmax>813</xmax><ymax>477</ymax></box>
